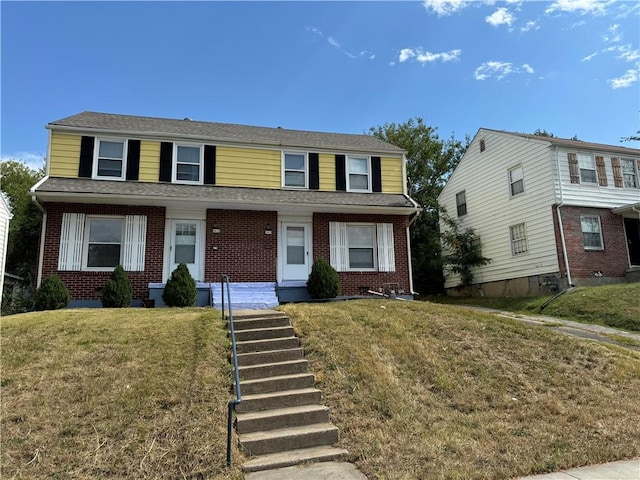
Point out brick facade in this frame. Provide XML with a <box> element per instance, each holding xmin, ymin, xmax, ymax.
<box><xmin>313</xmin><ymin>213</ymin><xmax>411</xmax><ymax>296</ymax></box>
<box><xmin>41</xmin><ymin>203</ymin><xmax>166</xmax><ymax>301</ymax></box>
<box><xmin>553</xmin><ymin>205</ymin><xmax>629</xmax><ymax>283</ymax></box>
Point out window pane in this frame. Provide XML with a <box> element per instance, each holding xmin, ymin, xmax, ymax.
<box><xmin>578</xmin><ymin>154</ymin><xmax>594</xmax><ymax>169</ymax></box>
<box><xmin>583</xmin><ymin>232</ymin><xmax>602</xmax><ymax>248</ymax></box>
<box><xmin>349</xmin><ymin>248</ymin><xmax>374</xmax><ymax>269</ymax></box>
<box><xmin>175</xmin><ymin>245</ymin><xmax>195</xmax><ymax>263</ymax></box>
<box><xmin>456</xmin><ymin>191</ymin><xmax>466</xmax><ymax>205</ymax></box>
<box><xmin>285</xmin><ymin>171</ymin><xmax>305</xmax><ymax>187</ymax></box>
<box><xmin>287</xmin><ymin>246</ymin><xmax>305</xmax><ymax>265</ymax></box>
<box><xmin>99</xmin><ymin>141</ymin><xmax>124</xmax><ymax>159</ymax></box>
<box><xmin>177</xmin><ymin>164</ymin><xmax>200</xmax><ymax>182</ymax></box>
<box><xmin>348</xmin><ymin>226</ymin><xmax>374</xmax><ymax>247</ymax></box>
<box><xmin>580</xmin><ymin>217</ymin><xmax>599</xmax><ymax>233</ymax></box>
<box><xmin>349</xmin><ymin>174</ymin><xmax>369</xmax><ymax>190</ymax></box>
<box><xmin>87</xmin><ymin>244</ymin><xmax>121</xmax><ymax>267</ymax></box>
<box><xmin>89</xmin><ymin>219</ymin><xmax>122</xmax><ymax>243</ymax></box>
<box><xmin>285</xmin><ymin>154</ymin><xmax>305</xmax><ymax>171</ymax></box>
<box><xmin>580</xmin><ymin>169</ymin><xmax>597</xmax><ymax>183</ymax></box>
<box><xmin>349</xmin><ymin>157</ymin><xmax>368</xmax><ymax>174</ymax></box>
<box><xmin>177</xmin><ymin>146</ymin><xmax>200</xmax><ymax>164</ymax></box>
<box><xmin>509</xmin><ymin>167</ymin><xmax>523</xmax><ymax>183</ymax></box>
<box><xmin>97</xmin><ymin>159</ymin><xmax>123</xmax><ymax>177</ymax></box>
<box><xmin>176</xmin><ymin>224</ymin><xmax>196</xmax><ymax>244</ymax></box>
<box><xmin>511</xmin><ymin>179</ymin><xmax>524</xmax><ymax>195</ymax></box>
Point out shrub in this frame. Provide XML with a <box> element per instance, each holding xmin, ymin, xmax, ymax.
<box><xmin>307</xmin><ymin>258</ymin><xmax>341</xmax><ymax>299</ymax></box>
<box><xmin>162</xmin><ymin>263</ymin><xmax>197</xmax><ymax>307</ymax></box>
<box><xmin>34</xmin><ymin>274</ymin><xmax>70</xmax><ymax>311</ymax></box>
<box><xmin>101</xmin><ymin>265</ymin><xmax>132</xmax><ymax>308</ymax></box>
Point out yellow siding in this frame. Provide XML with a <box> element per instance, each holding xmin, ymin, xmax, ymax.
<box><xmin>319</xmin><ymin>153</ymin><xmax>336</xmax><ymax>191</ymax></box>
<box><xmin>381</xmin><ymin>156</ymin><xmax>403</xmax><ymax>194</ymax></box>
<box><xmin>139</xmin><ymin>141</ymin><xmax>160</xmax><ymax>182</ymax></box>
<box><xmin>216</xmin><ymin>146</ymin><xmax>280</xmax><ymax>188</ymax></box>
<box><xmin>49</xmin><ymin>133</ymin><xmax>81</xmax><ymax>178</ymax></box>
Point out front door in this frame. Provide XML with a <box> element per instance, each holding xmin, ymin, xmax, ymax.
<box><xmin>282</xmin><ymin>223</ymin><xmax>311</xmax><ymax>281</ymax></box>
<box><xmin>624</xmin><ymin>218</ymin><xmax>640</xmax><ymax>266</ymax></box>
<box><xmin>169</xmin><ymin>220</ymin><xmax>202</xmax><ymax>281</ymax></box>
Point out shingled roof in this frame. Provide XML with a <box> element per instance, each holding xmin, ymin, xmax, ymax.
<box><xmin>48</xmin><ymin>111</ymin><xmax>407</xmax><ymax>155</ymax></box>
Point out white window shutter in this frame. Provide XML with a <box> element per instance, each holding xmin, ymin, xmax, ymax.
<box><xmin>122</xmin><ymin>215</ymin><xmax>147</xmax><ymax>271</ymax></box>
<box><xmin>58</xmin><ymin>213</ymin><xmax>85</xmax><ymax>271</ymax></box>
<box><xmin>329</xmin><ymin>221</ymin><xmax>348</xmax><ymax>272</ymax></box>
<box><xmin>376</xmin><ymin>223</ymin><xmax>395</xmax><ymax>272</ymax></box>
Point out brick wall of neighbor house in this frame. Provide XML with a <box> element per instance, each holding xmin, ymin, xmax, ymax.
<box><xmin>554</xmin><ymin>205</ymin><xmax>629</xmax><ymax>285</ymax></box>
<box><xmin>41</xmin><ymin>203</ymin><xmax>166</xmax><ymax>300</ymax></box>
<box><xmin>313</xmin><ymin>213</ymin><xmax>411</xmax><ymax>296</ymax></box>
<box><xmin>205</xmin><ymin>209</ymin><xmax>278</xmax><ymax>282</ymax></box>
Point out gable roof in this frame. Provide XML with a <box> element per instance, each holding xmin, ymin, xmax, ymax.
<box><xmin>479</xmin><ymin>128</ymin><xmax>640</xmax><ymax>156</ymax></box>
<box><xmin>48</xmin><ymin>111</ymin><xmax>406</xmax><ymax>155</ymax></box>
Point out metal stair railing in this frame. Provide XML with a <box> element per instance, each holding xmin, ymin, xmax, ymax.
<box><xmin>221</xmin><ymin>274</ymin><xmax>242</xmax><ymax>468</ymax></box>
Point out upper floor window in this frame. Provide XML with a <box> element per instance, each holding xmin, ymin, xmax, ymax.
<box><xmin>509</xmin><ymin>164</ymin><xmax>524</xmax><ymax>196</ymax></box>
<box><xmin>173</xmin><ymin>144</ymin><xmax>203</xmax><ymax>184</ymax></box>
<box><xmin>94</xmin><ymin>139</ymin><xmax>126</xmax><ymax>180</ymax></box>
<box><xmin>347</xmin><ymin>155</ymin><xmax>371</xmax><ymax>192</ymax></box>
<box><xmin>456</xmin><ymin>191</ymin><xmax>467</xmax><ymax>217</ymax></box>
<box><xmin>479</xmin><ymin>139</ymin><xmax>486</xmax><ymax>152</ymax></box>
<box><xmin>510</xmin><ymin>223</ymin><xmax>528</xmax><ymax>256</ymax></box>
<box><xmin>581</xmin><ymin>216</ymin><xmax>603</xmax><ymax>250</ymax></box>
<box><xmin>622</xmin><ymin>158</ymin><xmax>639</xmax><ymax>188</ymax></box>
<box><xmin>283</xmin><ymin>152</ymin><xmax>307</xmax><ymax>188</ymax></box>
<box><xmin>578</xmin><ymin>154</ymin><xmax>597</xmax><ymax>184</ymax></box>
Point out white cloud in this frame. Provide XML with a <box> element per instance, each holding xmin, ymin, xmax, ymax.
<box><xmin>607</xmin><ymin>69</ymin><xmax>639</xmax><ymax>89</ymax></box>
<box><xmin>398</xmin><ymin>48</ymin><xmax>461</xmax><ymax>64</ymax></box>
<box><xmin>582</xmin><ymin>51</ymin><xmax>598</xmax><ymax>61</ymax></box>
<box><xmin>328</xmin><ymin>36</ymin><xmax>340</xmax><ymax>48</ymax></box>
<box><xmin>545</xmin><ymin>0</ymin><xmax>608</xmax><ymax>15</ymax></box>
<box><xmin>520</xmin><ymin>21</ymin><xmax>539</xmax><ymax>32</ymax></box>
<box><xmin>306</xmin><ymin>26</ymin><xmax>374</xmax><ymax>60</ymax></box>
<box><xmin>486</xmin><ymin>7</ymin><xmax>516</xmax><ymax>27</ymax></box>
<box><xmin>603</xmin><ymin>24</ymin><xmax>622</xmax><ymax>43</ymax></box>
<box><xmin>618</xmin><ymin>48</ymin><xmax>640</xmax><ymax>62</ymax></box>
<box><xmin>474</xmin><ymin>61</ymin><xmax>535</xmax><ymax>81</ymax></box>
<box><xmin>423</xmin><ymin>0</ymin><xmax>469</xmax><ymax>16</ymax></box>
<box><xmin>0</xmin><ymin>152</ymin><xmax>45</xmax><ymax>172</ymax></box>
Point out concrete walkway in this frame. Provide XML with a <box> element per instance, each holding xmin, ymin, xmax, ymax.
<box><xmin>245</xmin><ymin>461</ymin><xmax>367</xmax><ymax>480</ymax></box>
<box><xmin>517</xmin><ymin>458</ymin><xmax>640</xmax><ymax>479</ymax></box>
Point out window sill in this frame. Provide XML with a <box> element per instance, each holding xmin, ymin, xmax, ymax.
<box><xmin>92</xmin><ymin>176</ymin><xmax>126</xmax><ymax>181</ymax></box>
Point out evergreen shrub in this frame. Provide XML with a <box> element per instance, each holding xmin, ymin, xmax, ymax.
<box><xmin>162</xmin><ymin>263</ymin><xmax>197</xmax><ymax>307</ymax></box>
<box><xmin>101</xmin><ymin>265</ymin><xmax>133</xmax><ymax>308</ymax></box>
<box><xmin>307</xmin><ymin>258</ymin><xmax>341</xmax><ymax>299</ymax></box>
<box><xmin>34</xmin><ymin>274</ymin><xmax>70</xmax><ymax>311</ymax></box>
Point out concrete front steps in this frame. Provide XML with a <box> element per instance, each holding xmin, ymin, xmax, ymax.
<box><xmin>228</xmin><ymin>311</ymin><xmax>347</xmax><ymax>473</ymax></box>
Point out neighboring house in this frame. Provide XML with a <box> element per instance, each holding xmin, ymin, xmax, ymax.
<box><xmin>438</xmin><ymin>129</ymin><xmax>640</xmax><ymax>297</ymax></box>
<box><xmin>30</xmin><ymin>112</ymin><xmax>419</xmax><ymax>308</ymax></box>
<box><xmin>0</xmin><ymin>193</ymin><xmax>12</xmax><ymax>306</ymax></box>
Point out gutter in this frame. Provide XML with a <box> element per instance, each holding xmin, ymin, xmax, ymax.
<box><xmin>554</xmin><ymin>146</ymin><xmax>573</xmax><ymax>287</ymax></box>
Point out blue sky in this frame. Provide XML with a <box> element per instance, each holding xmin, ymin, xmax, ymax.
<box><xmin>2</xmin><ymin>1</ymin><xmax>639</xmax><ymax>170</ymax></box>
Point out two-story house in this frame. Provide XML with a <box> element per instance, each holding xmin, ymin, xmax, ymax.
<box><xmin>438</xmin><ymin>129</ymin><xmax>640</xmax><ymax>296</ymax></box>
<box><xmin>30</xmin><ymin>112</ymin><xmax>419</xmax><ymax>307</ymax></box>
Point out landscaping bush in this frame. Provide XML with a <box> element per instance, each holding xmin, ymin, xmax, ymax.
<box><xmin>101</xmin><ymin>265</ymin><xmax>132</xmax><ymax>308</ymax></box>
<box><xmin>162</xmin><ymin>263</ymin><xmax>197</xmax><ymax>307</ymax></box>
<box><xmin>34</xmin><ymin>274</ymin><xmax>70</xmax><ymax>311</ymax></box>
<box><xmin>307</xmin><ymin>258</ymin><xmax>341</xmax><ymax>299</ymax></box>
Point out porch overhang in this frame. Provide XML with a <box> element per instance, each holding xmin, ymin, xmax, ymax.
<box><xmin>31</xmin><ymin>177</ymin><xmax>421</xmax><ymax>216</ymax></box>
<box><xmin>612</xmin><ymin>202</ymin><xmax>640</xmax><ymax>219</ymax></box>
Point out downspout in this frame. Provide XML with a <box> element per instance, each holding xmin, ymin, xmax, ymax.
<box><xmin>406</xmin><ymin>211</ymin><xmax>419</xmax><ymax>295</ymax></box>
<box><xmin>554</xmin><ymin>146</ymin><xmax>573</xmax><ymax>287</ymax></box>
<box><xmin>31</xmin><ymin>132</ymin><xmax>51</xmax><ymax>287</ymax></box>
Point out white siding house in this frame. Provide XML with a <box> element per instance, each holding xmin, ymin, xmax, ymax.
<box><xmin>439</xmin><ymin>129</ymin><xmax>640</xmax><ymax>296</ymax></box>
<box><xmin>0</xmin><ymin>193</ymin><xmax>12</xmax><ymax>306</ymax></box>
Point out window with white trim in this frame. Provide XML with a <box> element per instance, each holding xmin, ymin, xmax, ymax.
<box><xmin>282</xmin><ymin>152</ymin><xmax>307</xmax><ymax>188</ymax></box>
<box><xmin>173</xmin><ymin>144</ymin><xmax>203</xmax><ymax>184</ymax></box>
<box><xmin>93</xmin><ymin>139</ymin><xmax>126</xmax><ymax>180</ymax></box>
<box><xmin>578</xmin><ymin>154</ymin><xmax>597</xmax><ymax>184</ymax></box>
<box><xmin>58</xmin><ymin>213</ymin><xmax>147</xmax><ymax>271</ymax></box>
<box><xmin>509</xmin><ymin>223</ymin><xmax>528</xmax><ymax>255</ymax></box>
<box><xmin>621</xmin><ymin>158</ymin><xmax>639</xmax><ymax>188</ymax></box>
<box><xmin>508</xmin><ymin>164</ymin><xmax>524</xmax><ymax>196</ymax></box>
<box><xmin>329</xmin><ymin>222</ymin><xmax>395</xmax><ymax>272</ymax></box>
<box><xmin>347</xmin><ymin>155</ymin><xmax>371</xmax><ymax>192</ymax></box>
<box><xmin>456</xmin><ymin>191</ymin><xmax>467</xmax><ymax>217</ymax></box>
<box><xmin>581</xmin><ymin>216</ymin><xmax>603</xmax><ymax>250</ymax></box>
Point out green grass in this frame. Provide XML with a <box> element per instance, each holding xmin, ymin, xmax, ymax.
<box><xmin>1</xmin><ymin>309</ymin><xmax>244</xmax><ymax>480</ymax></box>
<box><xmin>428</xmin><ymin>283</ymin><xmax>640</xmax><ymax>332</ymax></box>
<box><xmin>282</xmin><ymin>300</ymin><xmax>640</xmax><ymax>480</ymax></box>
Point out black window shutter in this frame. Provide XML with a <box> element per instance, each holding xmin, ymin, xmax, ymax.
<box><xmin>159</xmin><ymin>142</ymin><xmax>173</xmax><ymax>182</ymax></box>
<box><xmin>204</xmin><ymin>145</ymin><xmax>216</xmax><ymax>185</ymax></box>
<box><xmin>335</xmin><ymin>154</ymin><xmax>346</xmax><ymax>191</ymax></box>
<box><xmin>372</xmin><ymin>156</ymin><xmax>382</xmax><ymax>192</ymax></box>
<box><xmin>78</xmin><ymin>136</ymin><xmax>95</xmax><ymax>178</ymax></box>
<box><xmin>309</xmin><ymin>153</ymin><xmax>319</xmax><ymax>190</ymax></box>
<box><xmin>126</xmin><ymin>140</ymin><xmax>141</xmax><ymax>181</ymax></box>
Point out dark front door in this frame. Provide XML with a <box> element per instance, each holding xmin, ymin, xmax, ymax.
<box><xmin>624</xmin><ymin>218</ymin><xmax>640</xmax><ymax>266</ymax></box>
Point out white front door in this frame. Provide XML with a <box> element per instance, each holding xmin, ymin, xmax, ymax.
<box><xmin>282</xmin><ymin>223</ymin><xmax>311</xmax><ymax>281</ymax></box>
<box><xmin>169</xmin><ymin>220</ymin><xmax>202</xmax><ymax>281</ymax></box>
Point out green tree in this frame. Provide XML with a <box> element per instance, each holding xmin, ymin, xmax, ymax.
<box><xmin>533</xmin><ymin>129</ymin><xmax>554</xmax><ymax>137</ymax></box>
<box><xmin>440</xmin><ymin>211</ymin><xmax>490</xmax><ymax>288</ymax></box>
<box><xmin>621</xmin><ymin>130</ymin><xmax>640</xmax><ymax>142</ymax></box>
<box><xmin>369</xmin><ymin>118</ymin><xmax>468</xmax><ymax>294</ymax></box>
<box><xmin>0</xmin><ymin>160</ymin><xmax>44</xmax><ymax>283</ymax></box>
